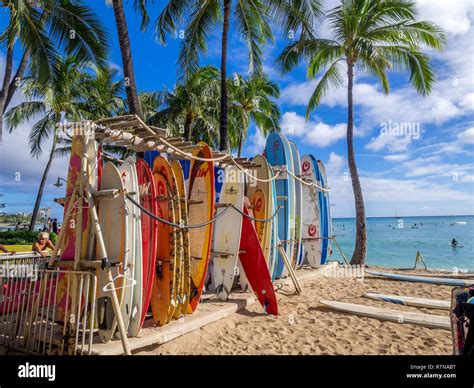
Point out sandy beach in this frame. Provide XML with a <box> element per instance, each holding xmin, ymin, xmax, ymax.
<box><xmin>138</xmin><ymin>266</ymin><xmax>457</xmax><ymax>355</ymax></box>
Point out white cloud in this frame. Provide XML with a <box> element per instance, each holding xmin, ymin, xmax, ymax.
<box><xmin>243</xmin><ymin>128</ymin><xmax>266</xmax><ymax>156</ymax></box>
<box><xmin>384</xmin><ymin>154</ymin><xmax>410</xmax><ymax>162</ymax></box>
<box><xmin>415</xmin><ymin>0</ymin><xmax>473</xmax><ymax>36</ymax></box>
<box><xmin>281</xmin><ymin>111</ymin><xmax>346</xmax><ymax>147</ymax></box>
<box><xmin>458</xmin><ymin>127</ymin><xmax>474</xmax><ymax>144</ymax></box>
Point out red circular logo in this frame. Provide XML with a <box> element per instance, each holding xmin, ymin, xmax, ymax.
<box><xmin>274</xmin><ymin>140</ymin><xmax>280</xmax><ymax>151</ymax></box>
<box><xmin>308</xmin><ymin>224</ymin><xmax>317</xmax><ymax>237</ymax></box>
<box><xmin>302</xmin><ymin>161</ymin><xmax>310</xmax><ymax>172</ymax></box>
<box><xmin>157</xmin><ymin>180</ymin><xmax>166</xmax><ymax>196</ymax></box>
<box><xmin>255</xmin><ymin>198</ymin><xmax>262</xmax><ymax>212</ymax></box>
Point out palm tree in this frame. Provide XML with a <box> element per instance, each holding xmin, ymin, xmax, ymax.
<box><xmin>278</xmin><ymin>0</ymin><xmax>446</xmax><ymax>264</ymax></box>
<box><xmin>155</xmin><ymin>0</ymin><xmax>322</xmax><ymax>151</ymax></box>
<box><xmin>144</xmin><ymin>66</ymin><xmax>221</xmax><ymax>146</ymax></box>
<box><xmin>228</xmin><ymin>74</ymin><xmax>280</xmax><ymax>156</ymax></box>
<box><xmin>0</xmin><ymin>0</ymin><xmax>108</xmax><ymax>142</ymax></box>
<box><xmin>5</xmin><ymin>59</ymin><xmax>124</xmax><ymax>231</ymax></box>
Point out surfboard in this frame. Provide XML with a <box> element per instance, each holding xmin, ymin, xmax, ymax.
<box><xmin>364</xmin><ymin>293</ymin><xmax>451</xmax><ymax>310</ymax></box>
<box><xmin>238</xmin><ymin>205</ymin><xmax>278</xmax><ymax>316</ymax></box>
<box><xmin>366</xmin><ymin>270</ymin><xmax>474</xmax><ymax>286</ymax></box>
<box><xmin>116</xmin><ymin>161</ymin><xmax>138</xmax><ymax>333</ymax></box>
<box><xmin>151</xmin><ymin>156</ymin><xmax>177</xmax><ymax>326</ymax></box>
<box><xmin>135</xmin><ymin>159</ymin><xmax>157</xmax><ymax>331</ymax></box>
<box><xmin>57</xmin><ymin>135</ymin><xmax>100</xmax><ymax>322</ymax></box>
<box><xmin>238</xmin><ymin>197</ymin><xmax>253</xmax><ymax>292</ymax></box>
<box><xmin>282</xmin><ymin>136</ymin><xmax>295</xmax><ymax>277</ymax></box>
<box><xmin>320</xmin><ymin>300</ymin><xmax>450</xmax><ymax>330</ymax></box>
<box><xmin>212</xmin><ymin>165</ymin><xmax>244</xmax><ymax>300</ymax></box>
<box><xmin>187</xmin><ymin>144</ymin><xmax>215</xmax><ymax>313</ymax></box>
<box><xmin>171</xmin><ymin>160</ymin><xmax>191</xmax><ymax>316</ymax></box>
<box><xmin>246</xmin><ymin>154</ymin><xmax>274</xmax><ymax>273</ymax></box>
<box><xmin>316</xmin><ymin>160</ymin><xmax>331</xmax><ymax>264</ymax></box>
<box><xmin>300</xmin><ymin>155</ymin><xmax>322</xmax><ymax>268</ymax></box>
<box><xmin>265</xmin><ymin>132</ymin><xmax>292</xmax><ymax>279</ymax></box>
<box><xmin>289</xmin><ymin>141</ymin><xmax>303</xmax><ymax>268</ymax></box>
<box><xmin>250</xmin><ymin>189</ymin><xmax>267</xmax><ymax>255</ymax></box>
<box><xmin>97</xmin><ymin>162</ymin><xmax>129</xmax><ymax>342</ymax></box>
<box><xmin>124</xmin><ymin>158</ymin><xmax>143</xmax><ymax>337</ymax></box>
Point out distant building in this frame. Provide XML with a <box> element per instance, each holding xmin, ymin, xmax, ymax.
<box><xmin>38</xmin><ymin>208</ymin><xmax>51</xmax><ymax>221</ymax></box>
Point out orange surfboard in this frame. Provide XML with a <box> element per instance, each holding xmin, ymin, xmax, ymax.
<box><xmin>187</xmin><ymin>144</ymin><xmax>215</xmax><ymax>313</ymax></box>
<box><xmin>150</xmin><ymin>156</ymin><xmax>177</xmax><ymax>326</ymax></box>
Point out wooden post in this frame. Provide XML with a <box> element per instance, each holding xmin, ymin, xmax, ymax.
<box><xmin>277</xmin><ymin>239</ymin><xmax>302</xmax><ymax>293</ymax></box>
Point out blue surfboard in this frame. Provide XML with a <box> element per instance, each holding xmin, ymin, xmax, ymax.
<box><xmin>317</xmin><ymin>160</ymin><xmax>332</xmax><ymax>262</ymax></box>
<box><xmin>144</xmin><ymin>150</ymin><xmax>160</xmax><ymax>167</ymax></box>
<box><xmin>314</xmin><ymin>159</ymin><xmax>330</xmax><ymax>264</ymax></box>
<box><xmin>265</xmin><ymin>132</ymin><xmax>294</xmax><ymax>279</ymax></box>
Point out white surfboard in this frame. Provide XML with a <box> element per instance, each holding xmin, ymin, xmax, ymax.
<box><xmin>320</xmin><ymin>300</ymin><xmax>450</xmax><ymax>330</ymax></box>
<box><xmin>117</xmin><ymin>161</ymin><xmax>137</xmax><ymax>333</ymax></box>
<box><xmin>366</xmin><ymin>270</ymin><xmax>473</xmax><ymax>286</ymax></box>
<box><xmin>289</xmin><ymin>141</ymin><xmax>303</xmax><ymax>268</ymax></box>
<box><xmin>211</xmin><ymin>166</ymin><xmax>244</xmax><ymax>300</ymax></box>
<box><xmin>364</xmin><ymin>293</ymin><xmax>451</xmax><ymax>310</ymax></box>
<box><xmin>300</xmin><ymin>155</ymin><xmax>322</xmax><ymax>268</ymax></box>
<box><xmin>97</xmin><ymin>162</ymin><xmax>129</xmax><ymax>343</ymax></box>
<box><xmin>125</xmin><ymin>158</ymin><xmax>143</xmax><ymax>337</ymax></box>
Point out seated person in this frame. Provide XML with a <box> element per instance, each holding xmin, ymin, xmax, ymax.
<box><xmin>32</xmin><ymin>232</ymin><xmax>54</xmax><ymax>257</ymax></box>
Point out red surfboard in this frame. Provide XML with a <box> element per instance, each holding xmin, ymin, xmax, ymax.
<box><xmin>238</xmin><ymin>206</ymin><xmax>278</xmax><ymax>316</ymax></box>
<box><xmin>136</xmin><ymin>159</ymin><xmax>158</xmax><ymax>328</ymax></box>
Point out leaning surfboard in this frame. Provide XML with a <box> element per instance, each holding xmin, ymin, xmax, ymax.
<box><xmin>316</xmin><ymin>159</ymin><xmax>331</xmax><ymax>264</ymax></box>
<box><xmin>300</xmin><ymin>155</ymin><xmax>322</xmax><ymax>268</ymax></box>
<box><xmin>247</xmin><ymin>154</ymin><xmax>275</xmax><ymax>272</ymax></box>
<box><xmin>151</xmin><ymin>156</ymin><xmax>178</xmax><ymax>326</ymax></box>
<box><xmin>289</xmin><ymin>141</ymin><xmax>303</xmax><ymax>268</ymax></box>
<box><xmin>187</xmin><ymin>144</ymin><xmax>215</xmax><ymax>313</ymax></box>
<box><xmin>97</xmin><ymin>162</ymin><xmax>129</xmax><ymax>342</ymax></box>
<box><xmin>265</xmin><ymin>132</ymin><xmax>292</xmax><ymax>279</ymax></box>
<box><xmin>172</xmin><ymin>160</ymin><xmax>191</xmax><ymax>316</ymax></box>
<box><xmin>212</xmin><ymin>165</ymin><xmax>244</xmax><ymax>300</ymax></box>
<box><xmin>239</xmin><ymin>206</ymin><xmax>278</xmax><ymax>316</ymax></box>
<box><xmin>135</xmin><ymin>159</ymin><xmax>157</xmax><ymax>331</ymax></box>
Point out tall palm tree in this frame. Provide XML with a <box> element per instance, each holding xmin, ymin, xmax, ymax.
<box><xmin>5</xmin><ymin>59</ymin><xmax>124</xmax><ymax>231</ymax></box>
<box><xmin>228</xmin><ymin>73</ymin><xmax>280</xmax><ymax>156</ymax></box>
<box><xmin>0</xmin><ymin>0</ymin><xmax>108</xmax><ymax>142</ymax></box>
<box><xmin>278</xmin><ymin>0</ymin><xmax>446</xmax><ymax>264</ymax></box>
<box><xmin>108</xmin><ymin>0</ymin><xmax>143</xmax><ymax>117</ymax></box>
<box><xmin>155</xmin><ymin>0</ymin><xmax>322</xmax><ymax>151</ymax></box>
<box><xmin>144</xmin><ymin>65</ymin><xmax>221</xmax><ymax>146</ymax></box>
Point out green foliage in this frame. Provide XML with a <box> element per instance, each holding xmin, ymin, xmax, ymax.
<box><xmin>0</xmin><ymin>230</ymin><xmax>38</xmax><ymax>245</ymax></box>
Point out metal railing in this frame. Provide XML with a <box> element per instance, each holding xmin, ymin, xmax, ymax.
<box><xmin>0</xmin><ymin>254</ymin><xmax>97</xmax><ymax>355</ymax></box>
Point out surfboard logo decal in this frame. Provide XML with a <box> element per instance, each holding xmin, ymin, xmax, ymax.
<box><xmin>274</xmin><ymin>140</ymin><xmax>280</xmax><ymax>151</ymax></box>
<box><xmin>308</xmin><ymin>224</ymin><xmax>317</xmax><ymax>237</ymax></box>
<box><xmin>302</xmin><ymin>161</ymin><xmax>311</xmax><ymax>172</ymax></box>
<box><xmin>254</xmin><ymin>197</ymin><xmax>262</xmax><ymax>212</ymax></box>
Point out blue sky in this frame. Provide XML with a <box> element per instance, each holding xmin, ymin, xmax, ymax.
<box><xmin>0</xmin><ymin>0</ymin><xmax>473</xmax><ymax>220</ymax></box>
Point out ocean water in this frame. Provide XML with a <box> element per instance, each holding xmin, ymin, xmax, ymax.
<box><xmin>330</xmin><ymin>215</ymin><xmax>474</xmax><ymax>271</ymax></box>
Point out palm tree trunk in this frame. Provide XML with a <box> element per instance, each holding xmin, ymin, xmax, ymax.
<box><xmin>4</xmin><ymin>49</ymin><xmax>31</xmax><ymax>111</ymax></box>
<box><xmin>184</xmin><ymin>113</ymin><xmax>192</xmax><ymax>141</ymax></box>
<box><xmin>218</xmin><ymin>0</ymin><xmax>231</xmax><ymax>151</ymax></box>
<box><xmin>347</xmin><ymin>62</ymin><xmax>367</xmax><ymax>265</ymax></box>
<box><xmin>112</xmin><ymin>0</ymin><xmax>142</xmax><ymax>117</ymax></box>
<box><xmin>29</xmin><ymin>137</ymin><xmax>57</xmax><ymax>231</ymax></box>
<box><xmin>0</xmin><ymin>44</ymin><xmax>13</xmax><ymax>143</ymax></box>
<box><xmin>237</xmin><ymin>132</ymin><xmax>243</xmax><ymax>157</ymax></box>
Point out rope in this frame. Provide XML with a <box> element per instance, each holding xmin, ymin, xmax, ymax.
<box><xmin>286</xmin><ymin>169</ymin><xmax>331</xmax><ymax>192</ymax></box>
<box><xmin>230</xmin><ymin>204</ymin><xmax>281</xmax><ymax>223</ymax></box>
<box><xmin>125</xmin><ymin>194</ymin><xmax>231</xmax><ymax>229</ymax></box>
<box><xmin>134</xmin><ymin>115</ymin><xmax>232</xmax><ymax>162</ymax></box>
